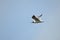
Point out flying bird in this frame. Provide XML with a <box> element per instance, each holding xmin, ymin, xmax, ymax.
<box><xmin>32</xmin><ymin>14</ymin><xmax>43</xmax><ymax>23</ymax></box>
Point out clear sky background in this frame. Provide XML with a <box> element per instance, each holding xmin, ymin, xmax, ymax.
<box><xmin>0</xmin><ymin>0</ymin><xmax>60</xmax><ymax>40</ymax></box>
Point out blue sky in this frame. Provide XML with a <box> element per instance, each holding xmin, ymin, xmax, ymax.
<box><xmin>0</xmin><ymin>0</ymin><xmax>60</xmax><ymax>40</ymax></box>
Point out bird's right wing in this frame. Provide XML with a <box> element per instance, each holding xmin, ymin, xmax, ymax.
<box><xmin>38</xmin><ymin>14</ymin><xmax>42</xmax><ymax>17</ymax></box>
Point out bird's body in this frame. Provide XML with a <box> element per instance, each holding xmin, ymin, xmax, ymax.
<box><xmin>32</xmin><ymin>14</ymin><xmax>43</xmax><ymax>23</ymax></box>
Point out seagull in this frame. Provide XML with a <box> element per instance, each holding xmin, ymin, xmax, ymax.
<box><xmin>32</xmin><ymin>14</ymin><xmax>44</xmax><ymax>23</ymax></box>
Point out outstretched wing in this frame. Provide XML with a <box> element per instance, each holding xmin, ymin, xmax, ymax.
<box><xmin>32</xmin><ymin>15</ymin><xmax>40</xmax><ymax>22</ymax></box>
<box><xmin>38</xmin><ymin>14</ymin><xmax>42</xmax><ymax>17</ymax></box>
